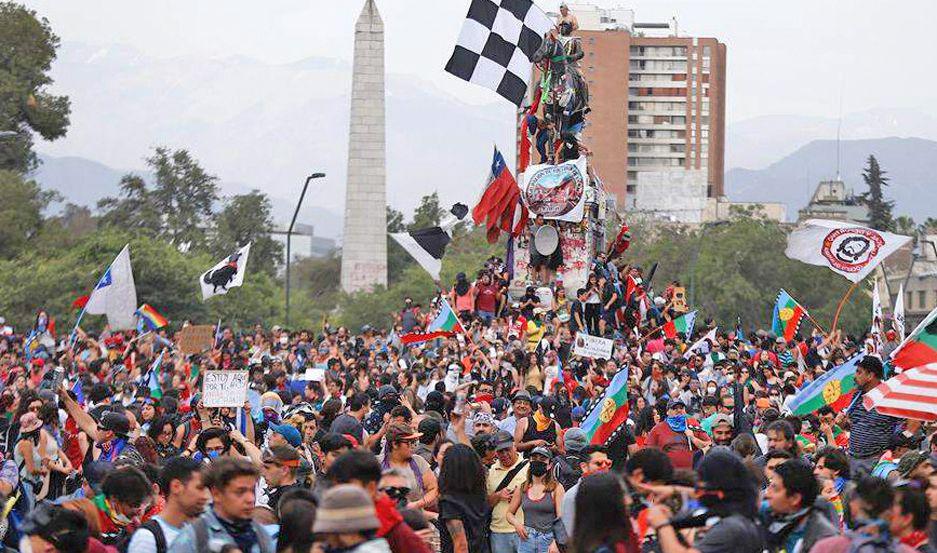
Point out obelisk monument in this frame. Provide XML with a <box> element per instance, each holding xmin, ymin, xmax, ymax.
<box><xmin>340</xmin><ymin>0</ymin><xmax>387</xmax><ymax>293</ymax></box>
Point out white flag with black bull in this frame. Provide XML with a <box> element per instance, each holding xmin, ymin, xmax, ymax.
<box><xmin>200</xmin><ymin>243</ymin><xmax>251</xmax><ymax>300</ymax></box>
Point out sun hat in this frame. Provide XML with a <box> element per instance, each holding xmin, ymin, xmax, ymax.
<box><xmin>312</xmin><ymin>484</ymin><xmax>380</xmax><ymax>534</ymax></box>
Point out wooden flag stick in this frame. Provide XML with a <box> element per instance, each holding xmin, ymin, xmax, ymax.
<box><xmin>830</xmin><ymin>280</ymin><xmax>861</xmax><ymax>335</ymax></box>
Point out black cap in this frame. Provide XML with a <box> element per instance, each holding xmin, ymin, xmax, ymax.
<box><xmin>98</xmin><ymin>411</ymin><xmax>131</xmax><ymax>436</ymax></box>
<box><xmin>494</xmin><ymin>431</ymin><xmax>515</xmax><ymax>451</ymax></box>
<box><xmin>417</xmin><ymin>417</ymin><xmax>442</xmax><ymax>439</ymax></box>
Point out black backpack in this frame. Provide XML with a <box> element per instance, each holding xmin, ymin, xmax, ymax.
<box><xmin>117</xmin><ymin>519</ymin><xmax>167</xmax><ymax>553</ymax></box>
<box><xmin>553</xmin><ymin>453</ymin><xmax>583</xmax><ymax>491</ymax></box>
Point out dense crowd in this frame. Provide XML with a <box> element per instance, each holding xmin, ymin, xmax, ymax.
<box><xmin>0</xmin><ymin>250</ymin><xmax>934</xmax><ymax>553</ymax></box>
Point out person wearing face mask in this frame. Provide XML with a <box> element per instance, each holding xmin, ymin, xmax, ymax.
<box><xmin>90</xmin><ymin>466</ymin><xmax>153</xmax><ymax>545</ymax></box>
<box><xmin>505</xmin><ymin>447</ymin><xmax>565</xmax><ymax>553</ymax></box>
<box><xmin>645</xmin><ymin>399</ymin><xmax>711</xmax><ymax>470</ymax></box>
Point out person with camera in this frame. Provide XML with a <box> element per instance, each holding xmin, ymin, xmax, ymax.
<box><xmin>644</xmin><ymin>449</ymin><xmax>765</xmax><ymax>553</ymax></box>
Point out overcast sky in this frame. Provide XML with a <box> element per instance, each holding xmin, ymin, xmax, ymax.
<box><xmin>21</xmin><ymin>0</ymin><xmax>937</xmax><ymax>124</ymax></box>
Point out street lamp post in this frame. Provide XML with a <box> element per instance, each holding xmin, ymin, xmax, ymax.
<box><xmin>286</xmin><ymin>172</ymin><xmax>326</xmax><ymax>327</ymax></box>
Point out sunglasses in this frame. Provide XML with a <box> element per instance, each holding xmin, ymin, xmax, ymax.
<box><xmin>380</xmin><ymin>486</ymin><xmax>411</xmax><ymax>500</ymax></box>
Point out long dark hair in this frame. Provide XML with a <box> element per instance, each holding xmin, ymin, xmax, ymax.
<box><xmin>454</xmin><ymin>272</ymin><xmax>470</xmax><ymax>296</ymax></box>
<box><xmin>438</xmin><ymin>444</ymin><xmax>486</xmax><ymax>498</ymax></box>
<box><xmin>571</xmin><ymin>473</ymin><xmax>636</xmax><ymax>553</ymax></box>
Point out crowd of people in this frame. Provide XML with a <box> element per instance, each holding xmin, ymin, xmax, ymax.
<box><xmin>0</xmin><ymin>245</ymin><xmax>933</xmax><ymax>553</ymax></box>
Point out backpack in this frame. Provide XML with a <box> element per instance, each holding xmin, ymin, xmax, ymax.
<box><xmin>553</xmin><ymin>453</ymin><xmax>583</xmax><ymax>491</ymax></box>
<box><xmin>192</xmin><ymin>515</ymin><xmax>275</xmax><ymax>553</ymax></box>
<box><xmin>845</xmin><ymin>532</ymin><xmax>899</xmax><ymax>553</ymax></box>
<box><xmin>118</xmin><ymin>519</ymin><xmax>167</xmax><ymax>553</ymax></box>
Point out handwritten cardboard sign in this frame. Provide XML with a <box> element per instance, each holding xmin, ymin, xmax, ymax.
<box><xmin>176</xmin><ymin>325</ymin><xmax>215</xmax><ymax>355</ymax></box>
<box><xmin>202</xmin><ymin>370</ymin><xmax>249</xmax><ymax>408</ymax></box>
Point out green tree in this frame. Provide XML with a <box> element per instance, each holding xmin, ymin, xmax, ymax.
<box><xmin>98</xmin><ymin>148</ymin><xmax>219</xmax><ymax>249</ymax></box>
<box><xmin>0</xmin><ymin>170</ymin><xmax>59</xmax><ymax>258</ymax></box>
<box><xmin>97</xmin><ymin>174</ymin><xmax>162</xmax><ymax>234</ymax></box>
<box><xmin>212</xmin><ymin>190</ymin><xmax>283</xmax><ymax>274</ymax></box>
<box><xmin>0</xmin><ymin>2</ymin><xmax>70</xmax><ymax>173</ymax></box>
<box><xmin>860</xmin><ymin>155</ymin><xmax>894</xmax><ymax>231</ymax></box>
<box><xmin>893</xmin><ymin>215</ymin><xmax>917</xmax><ymax>237</ymax></box>
<box><xmin>408</xmin><ymin>192</ymin><xmax>445</xmax><ymax>231</ymax></box>
<box><xmin>386</xmin><ymin>205</ymin><xmax>411</xmax><ymax>284</ymax></box>
<box><xmin>0</xmin><ymin>226</ymin><xmax>284</xmax><ymax>331</ymax></box>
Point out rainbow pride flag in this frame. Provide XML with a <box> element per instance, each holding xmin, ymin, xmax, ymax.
<box><xmin>136</xmin><ymin>303</ymin><xmax>168</xmax><ymax>330</ymax></box>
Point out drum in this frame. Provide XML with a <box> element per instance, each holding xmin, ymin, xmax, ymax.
<box><xmin>534</xmin><ymin>225</ymin><xmax>559</xmax><ymax>256</ymax></box>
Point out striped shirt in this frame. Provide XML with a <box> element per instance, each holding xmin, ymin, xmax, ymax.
<box><xmin>846</xmin><ymin>391</ymin><xmax>899</xmax><ymax>458</ymax></box>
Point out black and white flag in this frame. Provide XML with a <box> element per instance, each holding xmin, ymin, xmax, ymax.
<box><xmin>200</xmin><ymin>243</ymin><xmax>251</xmax><ymax>300</ymax></box>
<box><xmin>391</xmin><ymin>204</ymin><xmax>468</xmax><ymax>281</ymax></box>
<box><xmin>445</xmin><ymin>0</ymin><xmax>554</xmax><ymax>106</ymax></box>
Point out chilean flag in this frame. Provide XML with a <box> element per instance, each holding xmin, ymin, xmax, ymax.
<box><xmin>472</xmin><ymin>147</ymin><xmax>528</xmax><ymax>244</ymax></box>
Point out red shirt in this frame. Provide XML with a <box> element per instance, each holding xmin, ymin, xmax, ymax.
<box><xmin>645</xmin><ymin>419</ymin><xmax>708</xmax><ymax>469</ymax></box>
<box><xmin>475</xmin><ymin>283</ymin><xmax>499</xmax><ymax>312</ymax></box>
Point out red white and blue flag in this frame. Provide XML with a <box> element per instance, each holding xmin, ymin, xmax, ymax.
<box><xmin>472</xmin><ymin>146</ymin><xmax>528</xmax><ymax>244</ymax></box>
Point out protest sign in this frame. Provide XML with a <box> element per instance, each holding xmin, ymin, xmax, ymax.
<box><xmin>299</xmin><ymin>367</ymin><xmax>325</xmax><ymax>381</ymax></box>
<box><xmin>574</xmin><ymin>332</ymin><xmax>613</xmax><ymax>359</ymax></box>
<box><xmin>176</xmin><ymin>325</ymin><xmax>215</xmax><ymax>354</ymax></box>
<box><xmin>202</xmin><ymin>370</ymin><xmax>249</xmax><ymax>407</ymax></box>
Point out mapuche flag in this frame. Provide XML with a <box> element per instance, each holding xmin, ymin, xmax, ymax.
<box><xmin>773</xmin><ymin>289</ymin><xmax>807</xmax><ymax>342</ymax></box>
<box><xmin>580</xmin><ymin>368</ymin><xmax>629</xmax><ymax>445</ymax></box>
<box><xmin>663</xmin><ymin>311</ymin><xmax>696</xmax><ymax>340</ymax></box>
<box><xmin>892</xmin><ymin>306</ymin><xmax>937</xmax><ymax>371</ymax></box>
<box><xmin>401</xmin><ymin>298</ymin><xmax>465</xmax><ymax>345</ymax></box>
<box><xmin>787</xmin><ymin>355</ymin><xmax>860</xmax><ymax>415</ymax></box>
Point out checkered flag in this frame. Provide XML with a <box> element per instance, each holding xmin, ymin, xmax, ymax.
<box><xmin>445</xmin><ymin>0</ymin><xmax>554</xmax><ymax>106</ymax></box>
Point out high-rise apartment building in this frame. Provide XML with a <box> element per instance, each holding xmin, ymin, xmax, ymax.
<box><xmin>566</xmin><ymin>4</ymin><xmax>726</xmax><ymax>209</ymax></box>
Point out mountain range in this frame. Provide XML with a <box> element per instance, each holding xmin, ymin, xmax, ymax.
<box><xmin>726</xmin><ymin>136</ymin><xmax>937</xmax><ymax>222</ymax></box>
<box><xmin>33</xmin><ymin>41</ymin><xmax>516</xmax><ymax>238</ymax></box>
<box><xmin>28</xmin><ymin>41</ymin><xmax>937</xmax><ymax>231</ymax></box>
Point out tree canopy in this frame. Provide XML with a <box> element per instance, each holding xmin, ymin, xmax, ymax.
<box><xmin>0</xmin><ymin>2</ymin><xmax>70</xmax><ymax>172</ymax></box>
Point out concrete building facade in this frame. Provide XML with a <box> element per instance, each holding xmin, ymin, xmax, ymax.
<box><xmin>340</xmin><ymin>0</ymin><xmax>388</xmax><ymax>293</ymax></box>
<box><xmin>568</xmin><ymin>5</ymin><xmax>726</xmax><ymax>209</ymax></box>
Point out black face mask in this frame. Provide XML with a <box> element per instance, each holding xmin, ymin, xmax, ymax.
<box><xmin>529</xmin><ymin>461</ymin><xmax>548</xmax><ymax>477</ymax></box>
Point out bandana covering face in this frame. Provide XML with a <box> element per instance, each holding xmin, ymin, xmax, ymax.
<box><xmin>533</xmin><ymin>410</ymin><xmax>552</xmax><ymax>432</ymax></box>
<box><xmin>665</xmin><ymin>414</ymin><xmax>687</xmax><ymax>432</ymax></box>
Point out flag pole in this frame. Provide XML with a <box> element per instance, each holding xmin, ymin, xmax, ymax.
<box><xmin>830</xmin><ymin>280</ymin><xmax>861</xmax><ymax>335</ymax></box>
<box><xmin>803</xmin><ymin>311</ymin><xmax>827</xmax><ymax>335</ymax></box>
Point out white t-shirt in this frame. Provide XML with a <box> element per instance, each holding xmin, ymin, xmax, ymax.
<box><xmin>543</xmin><ymin>365</ymin><xmax>559</xmax><ymax>394</ymax></box>
<box><xmin>126</xmin><ymin>516</ymin><xmax>184</xmax><ymax>553</ymax></box>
